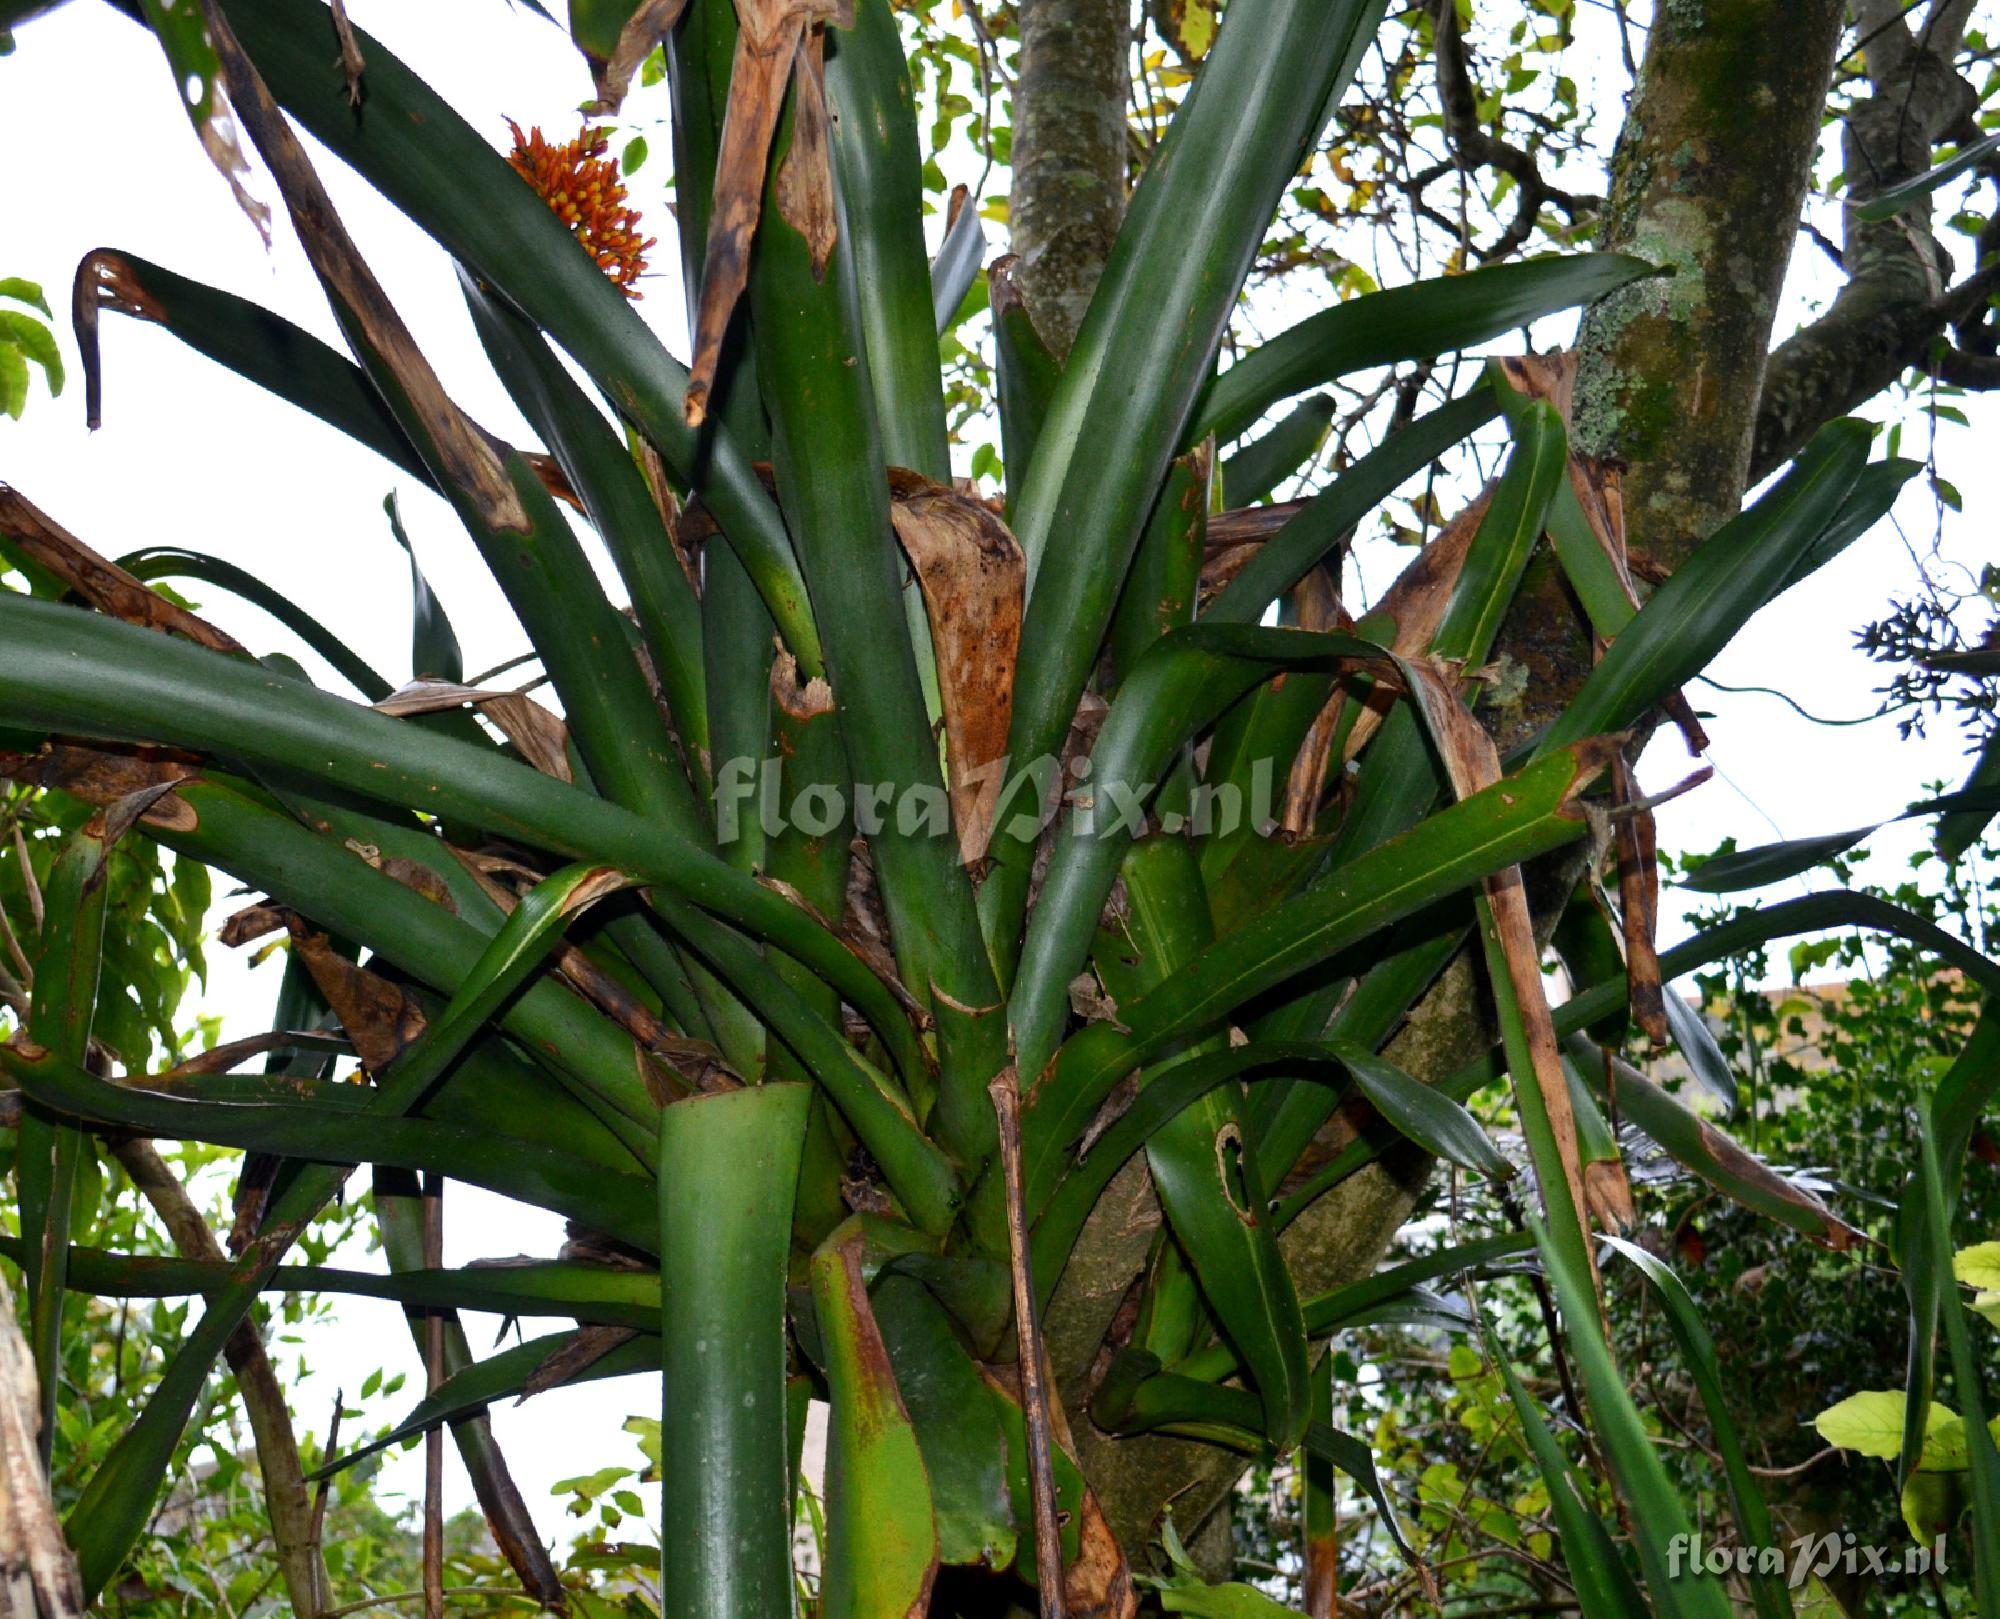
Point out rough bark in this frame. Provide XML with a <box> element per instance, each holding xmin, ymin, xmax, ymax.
<box><xmin>1032</xmin><ymin>0</ymin><xmax>1951</xmax><ymax>1581</ymax></box>
<box><xmin>1009</xmin><ymin>0</ymin><xmax>1130</xmax><ymax>356</ymax></box>
<box><xmin>1570</xmin><ymin>0</ymin><xmax>1847</xmax><ymax>570</ymax></box>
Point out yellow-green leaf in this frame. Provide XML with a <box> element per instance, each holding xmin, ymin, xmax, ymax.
<box><xmin>1954</xmin><ymin>1240</ymin><xmax>2000</xmax><ymax>1291</ymax></box>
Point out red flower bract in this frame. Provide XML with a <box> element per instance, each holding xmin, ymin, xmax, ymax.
<box><xmin>505</xmin><ymin>118</ymin><xmax>654</xmax><ymax>299</ymax></box>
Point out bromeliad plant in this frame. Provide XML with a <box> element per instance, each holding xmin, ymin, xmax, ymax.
<box><xmin>2</xmin><ymin>0</ymin><xmax>1996</xmax><ymax>1614</ymax></box>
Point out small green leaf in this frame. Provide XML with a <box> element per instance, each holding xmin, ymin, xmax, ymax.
<box><xmin>0</xmin><ymin>310</ymin><xmax>62</xmax><ymax>396</ymax></box>
<box><xmin>620</xmin><ymin>134</ymin><xmax>647</xmax><ymax>175</ymax></box>
<box><xmin>0</xmin><ymin>278</ymin><xmax>51</xmax><ymax>317</ymax></box>
<box><xmin>0</xmin><ymin>339</ymin><xmax>27</xmax><ymax>419</ymax></box>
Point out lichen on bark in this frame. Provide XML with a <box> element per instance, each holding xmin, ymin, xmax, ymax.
<box><xmin>1569</xmin><ymin>0</ymin><xmax>1845</xmax><ymax>570</ymax></box>
<box><xmin>1008</xmin><ymin>0</ymin><xmax>1131</xmax><ymax>356</ymax></box>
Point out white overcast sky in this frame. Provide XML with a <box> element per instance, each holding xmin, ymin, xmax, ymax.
<box><xmin>2</xmin><ymin>0</ymin><xmax>1995</xmax><ymax>1555</ymax></box>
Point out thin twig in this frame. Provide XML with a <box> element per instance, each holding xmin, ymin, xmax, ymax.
<box><xmin>13</xmin><ymin>823</ymin><xmax>43</xmax><ymax>932</ymax></box>
<box><xmin>310</xmin><ymin>1390</ymin><xmax>344</xmax><ymax>1563</ymax></box>
<box><xmin>0</xmin><ymin>895</ymin><xmax>31</xmax><ymax>995</ymax></box>
<box><xmin>990</xmin><ymin>1064</ymin><xmax>1066</xmax><ymax>1619</ymax></box>
<box><xmin>322</xmin><ymin>1589</ymin><xmax>543</xmax><ymax>1619</ymax></box>
<box><xmin>421</xmin><ymin>1172</ymin><xmax>445</xmax><ymax>1619</ymax></box>
<box><xmin>1747</xmin><ymin>1445</ymin><xmax>1841</xmax><ymax>1479</ymax></box>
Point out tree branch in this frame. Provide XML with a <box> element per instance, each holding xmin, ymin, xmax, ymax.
<box><xmin>111</xmin><ymin>1138</ymin><xmax>329</xmax><ymax>1619</ymax></box>
<box><xmin>1750</xmin><ymin>0</ymin><xmax>1989</xmax><ymax>479</ymax></box>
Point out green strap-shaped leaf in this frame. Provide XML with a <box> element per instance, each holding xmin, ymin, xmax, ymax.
<box><xmin>1116</xmin><ymin>837</ymin><xmax>1310</xmax><ymax>1445</ymax></box>
<box><xmin>1282</xmin><ymin>897</ymin><xmax>1999</xmax><ymax>1231</ymax></box>
<box><xmin>1914</xmin><ymin>1115</ymin><xmax>2000</xmax><ymax>1610</ymax></box>
<box><xmin>1601</xmin><ymin>1236</ymin><xmax>1794</xmax><ymax>1619</ymax></box>
<box><xmin>1489</xmin><ymin>1348</ymin><xmax>1651</xmax><ymax>1619</ymax></box>
<box><xmin>17</xmin><ymin>799</ymin><xmax>123</xmax><ymax>1464</ymax></box>
<box><xmin>188</xmin><ymin>0</ymin><xmax>822</xmax><ymax>670</ymax></box>
<box><xmin>1678</xmin><ymin>827</ymin><xmax>1874</xmax><ymax>892</ymax></box>
<box><xmin>658</xmin><ymin>1083</ymin><xmax>811</xmax><ymax>1619</ymax></box>
<box><xmin>1538</xmin><ymin>421</ymin><xmax>1888</xmax><ymax>755</ymax></box>
<box><xmin>3</xmin><ymin>1042</ymin><xmax>658</xmax><ymax>1249</ymax></box>
<box><xmin>992</xmin><ymin>267</ymin><xmax>1062</xmax><ymax>517</ymax></box>
<box><xmin>1219</xmin><ymin>394</ymin><xmax>1334</xmax><ymax>507</ymax></box>
<box><xmin>1020</xmin><ymin>739</ymin><xmax>1611</xmax><ymax>1212</ymax></box>
<box><xmin>1333</xmin><ymin>1040</ymin><xmax>1510</xmax><ymax>1180</ymax></box>
<box><xmin>816</xmin><ymin>0</ymin><xmax>954</xmax><ymax>717</ymax></box>
<box><xmin>1432</xmin><ymin>396</ymin><xmax>1568</xmax><ymax>666</ymax></box>
<box><xmin>1557</xmin><ymin>892</ymin><xmax>2000</xmax><ymax>1025</ymax></box>
<box><xmin>1193</xmin><ymin>253</ymin><xmax>1659</xmax><ymax>446</ymax></box>
<box><xmin>824</xmin><ymin>0</ymin><xmax>952</xmax><ymax>482</ymax></box>
<box><xmin>316</xmin><ymin>1328</ymin><xmax>661</xmax><ymax>1479</ymax></box>
<box><xmin>50</xmin><ymin>858</ymin><xmax>637</xmax><ymax>1598</ymax></box>
<box><xmin>0</xmin><ymin>598</ymin><xmax>957</xmax><ymax>1218</ymax></box>
<box><xmin>992</xmin><ymin>0</ymin><xmax>1385</xmax><ymax>956</ymax></box>
<box><xmin>872</xmin><ymin>1273</ymin><xmax>1017</xmax><ymax>1569</ymax></box>
<box><xmin>1855</xmin><ymin>130</ymin><xmax>2000</xmax><ymax>221</ymax></box>
<box><xmin>1096</xmin><ymin>1371</ymin><xmax>1417</xmax><ymax>1565</ymax></box>
<box><xmin>73</xmin><ymin>248</ymin><xmax>432</xmax><ymax>484</ymax></box>
<box><xmin>1012</xmin><ymin>624</ymin><xmax>1384</xmax><ymax>1082</ymax></box>
<box><xmin>119</xmin><ymin>545</ymin><xmax>393</xmax><ymax>700</ymax></box>
<box><xmin>931</xmin><ymin>192</ymin><xmax>986</xmax><ymax>336</ymax></box>
<box><xmin>811</xmin><ymin>1233</ymin><xmax>941</xmax><ymax>1617</ymax></box>
<box><xmin>1171</xmin><ymin>1231</ymin><xmax>1537</xmax><ymax>1386</ymax></box>
<box><xmin>380</xmin><ymin>491</ymin><xmax>464</xmax><ymax>686</ymax></box>
<box><xmin>5</xmin><ymin>1236</ymin><xmax>660</xmax><ymax>1326</ymax></box>
<box><xmin>748</xmin><ymin>80</ymin><xmax>1007</xmax><ymax>1171</ymax></box>
<box><xmin>1207</xmin><ymin>390</ymin><xmax>1499</xmax><ymax>627</ymax></box>
<box><xmin>460</xmin><ymin>272</ymin><xmax>709</xmax><ymax>777</ymax></box>
<box><xmin>1896</xmin><ymin>1003</ymin><xmax>2000</xmax><ymax>1485</ymax></box>
<box><xmin>1108</xmin><ymin>444</ymin><xmax>1209</xmax><ymax>688</ymax></box>
<box><xmin>1659</xmin><ymin>985</ymin><xmax>1738</xmax><ymax>1114</ymax></box>
<box><xmin>1528</xmin><ymin>1217</ymin><xmax>1734</xmax><ymax>1619</ymax></box>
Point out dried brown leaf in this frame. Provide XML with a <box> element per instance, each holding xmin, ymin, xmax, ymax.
<box><xmin>584</xmin><ymin>0</ymin><xmax>693</xmax><ymax>112</ymax></box>
<box><xmin>1403</xmin><ymin>663</ymin><xmax>1598</xmax><ymax>1271</ymax></box>
<box><xmin>1582</xmin><ymin>1158</ymin><xmax>1638</xmax><ymax>1235</ymax></box>
<box><xmin>684</xmin><ymin>4</ymin><xmax>813</xmax><ymax>424</ymax></box>
<box><xmin>1276</xmin><ymin>566</ymin><xmax>1352</xmax><ymax>836</ymax></box>
<box><xmin>375</xmin><ymin>681</ymin><xmax>573</xmax><ymax>783</ymax></box>
<box><xmin>773</xmin><ymin>26</ymin><xmax>838</xmax><ymax>278</ymax></box>
<box><xmin>197</xmin><ymin>0</ymin><xmax>527</xmax><ymax>531</ymax></box>
<box><xmin>289</xmin><ymin>923</ymin><xmax>427</xmax><ymax>1076</ymax></box>
<box><xmin>220</xmin><ymin>903</ymin><xmax>289</xmax><ymax>948</ymax></box>
<box><xmin>0</xmin><ymin>743</ymin><xmax>201</xmax><ymax>834</ymax></box>
<box><xmin>1610</xmin><ymin>757</ymin><xmax>1667</xmax><ymax>1044</ymax></box>
<box><xmin>522</xmin><ymin>1325</ymin><xmax>640</xmax><ymax>1398</ymax></box>
<box><xmin>888</xmin><ymin>470</ymin><xmax>1026</xmax><ymax>864</ymax></box>
<box><xmin>0</xmin><ymin>487</ymin><xmax>241</xmax><ymax>652</ymax></box>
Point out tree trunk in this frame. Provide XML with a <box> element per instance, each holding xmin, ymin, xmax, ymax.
<box><xmin>1008</xmin><ymin>0</ymin><xmax>1131</xmax><ymax>355</ymax></box>
<box><xmin>1570</xmin><ymin>0</ymin><xmax>1847</xmax><ymax>569</ymax></box>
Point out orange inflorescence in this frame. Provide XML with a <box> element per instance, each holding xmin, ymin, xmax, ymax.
<box><xmin>506</xmin><ymin>119</ymin><xmax>654</xmax><ymax>299</ymax></box>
